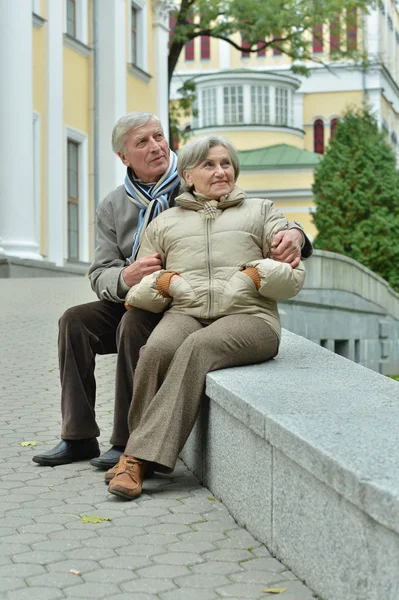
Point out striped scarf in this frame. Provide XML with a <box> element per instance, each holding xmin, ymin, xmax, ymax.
<box><xmin>124</xmin><ymin>151</ymin><xmax>179</xmax><ymax>261</ymax></box>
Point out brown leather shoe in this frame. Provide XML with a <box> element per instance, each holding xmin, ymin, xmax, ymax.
<box><xmin>107</xmin><ymin>455</ymin><xmax>147</xmax><ymax>500</ymax></box>
<box><xmin>104</xmin><ymin>461</ymin><xmax>154</xmax><ymax>484</ymax></box>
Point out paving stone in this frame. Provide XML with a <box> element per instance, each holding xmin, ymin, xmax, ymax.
<box><xmin>179</xmin><ymin>530</ymin><xmax>226</xmax><ymax>543</ymax></box>
<box><xmin>114</xmin><ymin>544</ymin><xmax>165</xmax><ymax>558</ymax></box>
<box><xmin>166</xmin><ymin>541</ymin><xmax>218</xmax><ymax>554</ymax></box>
<box><xmin>63</xmin><ymin>582</ymin><xmax>122</xmax><ymax>597</ymax></box>
<box><xmin>216</xmin><ymin>582</ymin><xmax>278</xmax><ymax>598</ymax></box>
<box><xmin>145</xmin><ymin>523</ymin><xmax>192</xmax><ymax>535</ymax></box>
<box><xmin>152</xmin><ymin>552</ymin><xmax>203</xmax><ymax>566</ymax></box>
<box><xmin>191</xmin><ymin>561</ymin><xmax>243</xmax><ymax>576</ymax></box>
<box><xmin>174</xmin><ymin>573</ymin><xmax>232</xmax><ymax>589</ymax></box>
<box><xmin>0</xmin><ymin>578</ymin><xmax>26</xmax><ymax>593</ymax></box>
<box><xmin>26</xmin><ymin>571</ymin><xmax>83</xmax><ymax>587</ymax></box>
<box><xmin>0</xmin><ymin>544</ymin><xmax>30</xmax><ymax>557</ymax></box>
<box><xmin>160</xmin><ymin>589</ymin><xmax>219</xmax><ymax>600</ymax></box>
<box><xmin>82</xmin><ymin>568</ymin><xmax>138</xmax><ymax>584</ymax></box>
<box><xmin>203</xmin><ymin>548</ymin><xmax>255</xmax><ymax>562</ymax></box>
<box><xmin>99</xmin><ymin>555</ymin><xmax>153</xmax><ymax>570</ymax></box>
<box><xmin>111</xmin><ymin>595</ymin><xmax>158</xmax><ymax>600</ymax></box>
<box><xmin>135</xmin><ymin>564</ymin><xmax>190</xmax><ymax>579</ymax></box>
<box><xmin>240</xmin><ymin>557</ymin><xmax>286</xmax><ymax>572</ymax></box>
<box><xmin>120</xmin><ymin>578</ymin><xmax>177</xmax><ymax>595</ymax></box>
<box><xmin>5</xmin><ymin>587</ymin><xmax>64</xmax><ymax>600</ymax></box>
<box><xmin>47</xmin><ymin>559</ymin><xmax>101</xmax><ymax>574</ymax></box>
<box><xmin>263</xmin><ymin>579</ymin><xmax>317</xmax><ymax>599</ymax></box>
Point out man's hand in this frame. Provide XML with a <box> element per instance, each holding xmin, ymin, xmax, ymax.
<box><xmin>122</xmin><ymin>253</ymin><xmax>162</xmax><ymax>287</ymax></box>
<box><xmin>271</xmin><ymin>229</ymin><xmax>304</xmax><ymax>268</ymax></box>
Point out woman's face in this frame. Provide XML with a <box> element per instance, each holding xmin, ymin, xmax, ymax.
<box><xmin>183</xmin><ymin>145</ymin><xmax>235</xmax><ymax>198</ymax></box>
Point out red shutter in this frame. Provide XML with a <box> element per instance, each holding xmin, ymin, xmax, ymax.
<box><xmin>257</xmin><ymin>41</ymin><xmax>266</xmax><ymax>57</ymax></box>
<box><xmin>185</xmin><ymin>39</ymin><xmax>194</xmax><ymax>60</ymax></box>
<box><xmin>201</xmin><ymin>35</ymin><xmax>210</xmax><ymax>59</ymax></box>
<box><xmin>330</xmin><ymin>17</ymin><xmax>340</xmax><ymax>52</ymax></box>
<box><xmin>169</xmin><ymin>14</ymin><xmax>176</xmax><ymax>47</ymax></box>
<box><xmin>314</xmin><ymin>119</ymin><xmax>325</xmax><ymax>154</ymax></box>
<box><xmin>330</xmin><ymin>118</ymin><xmax>338</xmax><ymax>140</ymax></box>
<box><xmin>313</xmin><ymin>23</ymin><xmax>323</xmax><ymax>53</ymax></box>
<box><xmin>241</xmin><ymin>36</ymin><xmax>250</xmax><ymax>57</ymax></box>
<box><xmin>346</xmin><ymin>8</ymin><xmax>357</xmax><ymax>51</ymax></box>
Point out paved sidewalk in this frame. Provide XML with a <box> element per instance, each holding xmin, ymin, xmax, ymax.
<box><xmin>0</xmin><ymin>277</ymin><xmax>317</xmax><ymax>600</ymax></box>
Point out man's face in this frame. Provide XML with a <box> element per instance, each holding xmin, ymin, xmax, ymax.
<box><xmin>118</xmin><ymin>120</ymin><xmax>170</xmax><ymax>183</ymax></box>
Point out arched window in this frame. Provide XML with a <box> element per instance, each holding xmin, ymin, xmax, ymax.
<box><xmin>330</xmin><ymin>118</ymin><xmax>338</xmax><ymax>140</ymax></box>
<box><xmin>314</xmin><ymin>119</ymin><xmax>324</xmax><ymax>154</ymax></box>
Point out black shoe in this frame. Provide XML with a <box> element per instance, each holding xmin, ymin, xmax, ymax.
<box><xmin>90</xmin><ymin>445</ymin><xmax>125</xmax><ymax>470</ymax></box>
<box><xmin>32</xmin><ymin>439</ymin><xmax>100</xmax><ymax>466</ymax></box>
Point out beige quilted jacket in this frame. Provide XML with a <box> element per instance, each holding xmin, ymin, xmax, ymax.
<box><xmin>125</xmin><ymin>187</ymin><xmax>306</xmax><ymax>339</ymax></box>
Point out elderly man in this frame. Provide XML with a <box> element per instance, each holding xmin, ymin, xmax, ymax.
<box><xmin>33</xmin><ymin>111</ymin><xmax>312</xmax><ymax>469</ymax></box>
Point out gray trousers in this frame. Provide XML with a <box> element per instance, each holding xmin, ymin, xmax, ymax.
<box><xmin>58</xmin><ymin>301</ymin><xmax>162</xmax><ymax>445</ymax></box>
<box><xmin>125</xmin><ymin>313</ymin><xmax>279</xmax><ymax>471</ymax></box>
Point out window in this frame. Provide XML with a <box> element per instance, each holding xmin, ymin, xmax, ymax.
<box><xmin>346</xmin><ymin>8</ymin><xmax>357</xmax><ymax>51</ymax></box>
<box><xmin>241</xmin><ymin>37</ymin><xmax>250</xmax><ymax>58</ymax></box>
<box><xmin>275</xmin><ymin>88</ymin><xmax>288</xmax><ymax>125</ymax></box>
<box><xmin>330</xmin><ymin>16</ymin><xmax>340</xmax><ymax>52</ymax></box>
<box><xmin>251</xmin><ymin>86</ymin><xmax>270</xmax><ymax>124</ymax></box>
<box><xmin>67</xmin><ymin>140</ymin><xmax>79</xmax><ymax>261</ymax></box>
<box><xmin>314</xmin><ymin>119</ymin><xmax>324</xmax><ymax>154</ymax></box>
<box><xmin>330</xmin><ymin>118</ymin><xmax>338</xmax><ymax>140</ymax></box>
<box><xmin>313</xmin><ymin>22</ymin><xmax>323</xmax><ymax>53</ymax></box>
<box><xmin>67</xmin><ymin>0</ymin><xmax>76</xmax><ymax>37</ymax></box>
<box><xmin>201</xmin><ymin>88</ymin><xmax>217</xmax><ymax>127</ymax></box>
<box><xmin>131</xmin><ymin>5</ymin><xmax>138</xmax><ymax>64</ymax></box>
<box><xmin>223</xmin><ymin>86</ymin><xmax>244</xmax><ymax>125</ymax></box>
<box><xmin>257</xmin><ymin>41</ymin><xmax>266</xmax><ymax>57</ymax></box>
<box><xmin>201</xmin><ymin>35</ymin><xmax>210</xmax><ymax>59</ymax></box>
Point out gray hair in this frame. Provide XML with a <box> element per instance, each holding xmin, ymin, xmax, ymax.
<box><xmin>177</xmin><ymin>136</ymin><xmax>240</xmax><ymax>192</ymax></box>
<box><xmin>111</xmin><ymin>112</ymin><xmax>162</xmax><ymax>154</ymax></box>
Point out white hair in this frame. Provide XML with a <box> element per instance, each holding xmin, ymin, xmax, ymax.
<box><xmin>111</xmin><ymin>112</ymin><xmax>162</xmax><ymax>154</ymax></box>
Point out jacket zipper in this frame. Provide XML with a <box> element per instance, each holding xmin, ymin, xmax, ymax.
<box><xmin>205</xmin><ymin>219</ymin><xmax>212</xmax><ymax>318</ymax></box>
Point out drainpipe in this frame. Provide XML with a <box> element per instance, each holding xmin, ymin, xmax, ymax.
<box><xmin>93</xmin><ymin>0</ymin><xmax>100</xmax><ymax>211</ymax></box>
<box><xmin>361</xmin><ymin>10</ymin><xmax>367</xmax><ymax>109</ymax></box>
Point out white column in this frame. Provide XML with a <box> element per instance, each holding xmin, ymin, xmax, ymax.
<box><xmin>97</xmin><ymin>0</ymin><xmax>127</xmax><ymax>202</ymax></box>
<box><xmin>366</xmin><ymin>9</ymin><xmax>380</xmax><ymax>59</ymax></box>
<box><xmin>152</xmin><ymin>0</ymin><xmax>176</xmax><ymax>141</ymax></box>
<box><xmin>0</xmin><ymin>0</ymin><xmax>41</xmax><ymax>260</ymax></box>
<box><xmin>46</xmin><ymin>0</ymin><xmax>64</xmax><ymax>266</ymax></box>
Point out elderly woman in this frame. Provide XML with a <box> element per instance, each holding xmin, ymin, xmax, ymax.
<box><xmin>106</xmin><ymin>136</ymin><xmax>306</xmax><ymax>500</ymax></box>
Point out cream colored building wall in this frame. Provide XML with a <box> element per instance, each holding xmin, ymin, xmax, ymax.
<box><xmin>303</xmin><ymin>90</ymin><xmax>363</xmax><ymax>151</ymax></box>
<box><xmin>189</xmin><ymin>130</ymin><xmax>304</xmax><ymax>151</ymax></box>
<box><xmin>238</xmin><ymin>168</ymin><xmax>317</xmax><ymax>238</ymax></box>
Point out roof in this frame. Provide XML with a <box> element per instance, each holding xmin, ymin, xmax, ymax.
<box><xmin>237</xmin><ymin>144</ymin><xmax>322</xmax><ymax>169</ymax></box>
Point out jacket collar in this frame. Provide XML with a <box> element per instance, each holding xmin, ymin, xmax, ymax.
<box><xmin>175</xmin><ymin>186</ymin><xmax>245</xmax><ymax>212</ymax></box>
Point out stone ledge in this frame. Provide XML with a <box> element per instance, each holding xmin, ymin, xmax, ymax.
<box><xmin>0</xmin><ymin>257</ymin><xmax>89</xmax><ymax>278</ymax></box>
<box><xmin>181</xmin><ymin>330</ymin><xmax>399</xmax><ymax>600</ymax></box>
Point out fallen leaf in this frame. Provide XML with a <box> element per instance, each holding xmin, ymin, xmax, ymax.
<box><xmin>261</xmin><ymin>588</ymin><xmax>288</xmax><ymax>594</ymax></box>
<box><xmin>207</xmin><ymin>496</ymin><xmax>216</xmax><ymax>502</ymax></box>
<box><xmin>69</xmin><ymin>569</ymin><xmax>81</xmax><ymax>576</ymax></box>
<box><xmin>80</xmin><ymin>515</ymin><xmax>113</xmax><ymax>524</ymax></box>
<box><xmin>20</xmin><ymin>441</ymin><xmax>37</xmax><ymax>447</ymax></box>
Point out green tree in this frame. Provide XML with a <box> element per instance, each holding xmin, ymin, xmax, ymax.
<box><xmin>168</xmin><ymin>0</ymin><xmax>375</xmax><ymax>145</ymax></box>
<box><xmin>312</xmin><ymin>109</ymin><xmax>399</xmax><ymax>292</ymax></box>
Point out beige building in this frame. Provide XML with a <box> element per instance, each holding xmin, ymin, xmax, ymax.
<box><xmin>171</xmin><ymin>1</ymin><xmax>399</xmax><ymax>239</ymax></box>
<box><xmin>0</xmin><ymin>0</ymin><xmax>172</xmax><ymax>272</ymax></box>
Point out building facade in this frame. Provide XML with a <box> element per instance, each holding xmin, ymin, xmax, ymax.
<box><xmin>0</xmin><ymin>0</ymin><xmax>172</xmax><ymax>272</ymax></box>
<box><xmin>171</xmin><ymin>1</ymin><xmax>399</xmax><ymax>239</ymax></box>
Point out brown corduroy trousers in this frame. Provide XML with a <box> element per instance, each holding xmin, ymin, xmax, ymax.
<box><xmin>125</xmin><ymin>313</ymin><xmax>279</xmax><ymax>472</ymax></box>
<box><xmin>58</xmin><ymin>300</ymin><xmax>162</xmax><ymax>445</ymax></box>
